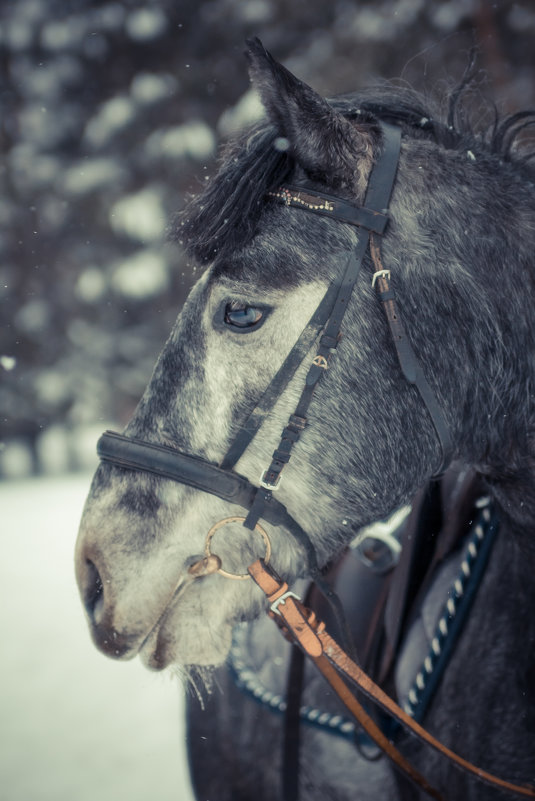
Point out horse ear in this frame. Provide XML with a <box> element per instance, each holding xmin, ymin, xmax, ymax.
<box><xmin>245</xmin><ymin>37</ymin><xmax>376</xmax><ymax>195</ymax></box>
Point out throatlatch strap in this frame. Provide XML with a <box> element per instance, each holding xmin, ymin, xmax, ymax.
<box><xmin>370</xmin><ymin>236</ymin><xmax>453</xmax><ymax>475</ymax></box>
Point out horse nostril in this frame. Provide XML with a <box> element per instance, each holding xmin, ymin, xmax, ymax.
<box><xmin>84</xmin><ymin>559</ymin><xmax>104</xmax><ymax>623</ymax></box>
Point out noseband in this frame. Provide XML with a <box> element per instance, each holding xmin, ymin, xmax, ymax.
<box><xmin>97</xmin><ymin>122</ymin><xmax>452</xmax><ymax>577</ymax></box>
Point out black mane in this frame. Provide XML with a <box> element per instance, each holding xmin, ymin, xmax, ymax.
<box><xmin>176</xmin><ymin>84</ymin><xmax>535</xmax><ymax>266</ymax></box>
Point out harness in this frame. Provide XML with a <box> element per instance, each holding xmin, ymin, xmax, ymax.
<box><xmin>95</xmin><ymin>123</ymin><xmax>535</xmax><ymax>800</ymax></box>
<box><xmin>229</xmin><ymin>469</ymin><xmax>499</xmax><ymax>798</ymax></box>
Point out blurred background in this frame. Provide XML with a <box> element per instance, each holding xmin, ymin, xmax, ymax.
<box><xmin>1</xmin><ymin>0</ymin><xmax>535</xmax><ymax>478</ymax></box>
<box><xmin>1</xmin><ymin>2</ymin><xmax>534</xmax><ymax>800</ymax></box>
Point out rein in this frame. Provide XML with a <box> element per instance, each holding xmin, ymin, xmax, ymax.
<box><xmin>94</xmin><ymin>123</ymin><xmax>534</xmax><ymax>799</ymax></box>
<box><xmin>248</xmin><ymin>555</ymin><xmax>535</xmax><ymax>801</ymax></box>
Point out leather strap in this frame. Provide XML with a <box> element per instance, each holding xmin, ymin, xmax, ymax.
<box><xmin>318</xmin><ymin>628</ymin><xmax>535</xmax><ymax>799</ymax></box>
<box><xmin>248</xmin><ymin>123</ymin><xmax>403</xmax><ymax>519</ymax></box>
<box><xmin>370</xmin><ymin>236</ymin><xmax>453</xmax><ymax>475</ymax></box>
<box><xmin>312</xmin><ymin>653</ymin><xmax>446</xmax><ymax>801</ymax></box>
<box><xmin>97</xmin><ymin>430</ymin><xmax>320</xmax><ymax>571</ymax></box>
<box><xmin>268</xmin><ymin>185</ymin><xmax>390</xmax><ymax>234</ymax></box>
<box><xmin>220</xmin><ymin>279</ymin><xmax>341</xmax><ymax>470</ymax></box>
<box><xmin>249</xmin><ymin>558</ymin><xmax>535</xmax><ymax>800</ymax></box>
<box><xmin>98</xmin><ymin>430</ymin><xmax>255</xmax><ymax>504</ymax></box>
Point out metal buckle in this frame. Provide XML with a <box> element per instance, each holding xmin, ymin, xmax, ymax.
<box><xmin>312</xmin><ymin>355</ymin><xmax>329</xmax><ymax>369</ymax></box>
<box><xmin>371</xmin><ymin>269</ymin><xmax>391</xmax><ymax>288</ymax></box>
<box><xmin>260</xmin><ymin>471</ymin><xmax>282</xmax><ymax>491</ymax></box>
<box><xmin>270</xmin><ymin>590</ymin><xmax>301</xmax><ymax>616</ymax></box>
<box><xmin>351</xmin><ymin>505</ymin><xmax>410</xmax><ymax>574</ymax></box>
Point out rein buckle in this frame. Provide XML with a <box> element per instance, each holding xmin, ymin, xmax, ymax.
<box><xmin>270</xmin><ymin>590</ymin><xmax>301</xmax><ymax>616</ymax></box>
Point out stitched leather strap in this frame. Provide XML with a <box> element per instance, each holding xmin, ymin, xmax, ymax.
<box><xmin>268</xmin><ymin>184</ymin><xmax>390</xmax><ymax>234</ymax></box>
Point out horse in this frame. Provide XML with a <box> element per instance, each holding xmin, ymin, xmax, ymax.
<box><xmin>75</xmin><ymin>38</ymin><xmax>535</xmax><ymax>801</ymax></box>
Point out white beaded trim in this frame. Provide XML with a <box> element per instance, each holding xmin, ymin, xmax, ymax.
<box><xmin>229</xmin><ymin>624</ymin><xmax>356</xmax><ymax>740</ymax></box>
<box><xmin>402</xmin><ymin>497</ymin><xmax>494</xmax><ymax>719</ymax></box>
<box><xmin>268</xmin><ymin>187</ymin><xmax>335</xmax><ymax>212</ymax></box>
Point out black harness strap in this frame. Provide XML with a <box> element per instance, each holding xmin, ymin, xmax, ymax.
<box><xmin>220</xmin><ymin>279</ymin><xmax>341</xmax><ymax>470</ymax></box>
<box><xmin>221</xmin><ymin>124</ymin><xmax>403</xmax><ymax>473</ymax></box>
<box><xmin>370</xmin><ymin>237</ymin><xmax>453</xmax><ymax>474</ymax></box>
<box><xmin>97</xmin><ymin>430</ymin><xmax>321</xmax><ymax>571</ymax></box>
<box><xmin>245</xmin><ymin>123</ymin><xmax>402</xmax><ymax>521</ymax></box>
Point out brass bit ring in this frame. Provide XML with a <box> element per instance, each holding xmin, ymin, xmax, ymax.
<box><xmin>204</xmin><ymin>516</ymin><xmax>272</xmax><ymax>580</ymax></box>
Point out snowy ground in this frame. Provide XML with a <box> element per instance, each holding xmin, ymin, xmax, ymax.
<box><xmin>0</xmin><ymin>473</ymin><xmax>196</xmax><ymax>801</ymax></box>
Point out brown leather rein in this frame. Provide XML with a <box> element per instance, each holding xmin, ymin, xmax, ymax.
<box><xmin>247</xmin><ymin>557</ymin><xmax>535</xmax><ymax>801</ymax></box>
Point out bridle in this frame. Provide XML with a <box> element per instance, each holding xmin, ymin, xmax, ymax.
<box><xmin>97</xmin><ymin>122</ymin><xmax>452</xmax><ymax>579</ymax></box>
<box><xmin>94</xmin><ymin>123</ymin><xmax>535</xmax><ymax>799</ymax></box>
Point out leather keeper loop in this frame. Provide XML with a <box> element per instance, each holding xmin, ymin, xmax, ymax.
<box><xmin>379</xmin><ymin>288</ymin><xmax>396</xmax><ymax>302</ymax></box>
<box><xmin>289</xmin><ymin>414</ymin><xmax>307</xmax><ymax>430</ymax></box>
<box><xmin>281</xmin><ymin>427</ymin><xmax>301</xmax><ymax>443</ymax></box>
<box><xmin>320</xmin><ymin>333</ymin><xmax>338</xmax><ymax>350</ymax></box>
<box><xmin>272</xmin><ymin>449</ymin><xmax>291</xmax><ymax>464</ymax></box>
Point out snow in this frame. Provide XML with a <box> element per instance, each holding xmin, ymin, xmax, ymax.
<box><xmin>145</xmin><ymin>122</ymin><xmax>216</xmax><ymax>161</ymax></box>
<box><xmin>217</xmin><ymin>89</ymin><xmax>264</xmax><ymax>137</ymax></box>
<box><xmin>130</xmin><ymin>72</ymin><xmax>177</xmax><ymax>105</ymax></box>
<box><xmin>0</xmin><ymin>473</ymin><xmax>196</xmax><ymax>801</ymax></box>
<box><xmin>125</xmin><ymin>8</ymin><xmax>167</xmax><ymax>41</ymax></box>
<box><xmin>40</xmin><ymin>17</ymin><xmax>87</xmax><ymax>52</ymax></box>
<box><xmin>110</xmin><ymin>188</ymin><xmax>167</xmax><ymax>242</ymax></box>
<box><xmin>61</xmin><ymin>158</ymin><xmax>126</xmax><ymax>195</ymax></box>
<box><xmin>84</xmin><ymin>96</ymin><xmax>137</xmax><ymax>148</ymax></box>
<box><xmin>75</xmin><ymin>267</ymin><xmax>107</xmax><ymax>303</ymax></box>
<box><xmin>111</xmin><ymin>249</ymin><xmax>169</xmax><ymax>299</ymax></box>
<box><xmin>1</xmin><ymin>356</ymin><xmax>17</xmax><ymax>371</ymax></box>
<box><xmin>0</xmin><ymin>440</ymin><xmax>34</xmax><ymax>478</ymax></box>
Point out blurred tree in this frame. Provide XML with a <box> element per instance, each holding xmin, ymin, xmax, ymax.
<box><xmin>0</xmin><ymin>0</ymin><xmax>533</xmax><ymax>474</ymax></box>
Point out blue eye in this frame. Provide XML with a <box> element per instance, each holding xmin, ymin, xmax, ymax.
<box><xmin>224</xmin><ymin>304</ymin><xmax>264</xmax><ymax>329</ymax></box>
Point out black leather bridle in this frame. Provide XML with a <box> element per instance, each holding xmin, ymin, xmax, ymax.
<box><xmin>96</xmin><ymin>122</ymin><xmax>452</xmax><ymax>577</ymax></box>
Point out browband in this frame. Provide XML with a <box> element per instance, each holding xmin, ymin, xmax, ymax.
<box><xmin>267</xmin><ymin>185</ymin><xmax>389</xmax><ymax>234</ymax></box>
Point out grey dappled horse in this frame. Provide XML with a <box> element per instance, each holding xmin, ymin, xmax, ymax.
<box><xmin>76</xmin><ymin>40</ymin><xmax>535</xmax><ymax>800</ymax></box>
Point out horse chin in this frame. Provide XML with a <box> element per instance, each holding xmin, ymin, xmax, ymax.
<box><xmin>139</xmin><ymin>617</ymin><xmax>234</xmax><ymax>671</ymax></box>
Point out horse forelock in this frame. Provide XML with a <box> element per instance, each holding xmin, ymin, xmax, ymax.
<box><xmin>174</xmin><ymin>81</ymin><xmax>535</xmax><ymax>279</ymax></box>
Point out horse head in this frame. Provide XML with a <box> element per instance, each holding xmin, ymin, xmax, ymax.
<box><xmin>75</xmin><ymin>39</ymin><xmax>535</xmax><ymax>673</ymax></box>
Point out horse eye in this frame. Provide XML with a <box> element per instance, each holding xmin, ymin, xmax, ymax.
<box><xmin>224</xmin><ymin>304</ymin><xmax>263</xmax><ymax>329</ymax></box>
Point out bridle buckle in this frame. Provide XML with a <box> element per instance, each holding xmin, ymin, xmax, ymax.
<box><xmin>371</xmin><ymin>269</ymin><xmax>391</xmax><ymax>288</ymax></box>
<box><xmin>352</xmin><ymin>505</ymin><xmax>410</xmax><ymax>574</ymax></box>
<box><xmin>260</xmin><ymin>471</ymin><xmax>282</xmax><ymax>491</ymax></box>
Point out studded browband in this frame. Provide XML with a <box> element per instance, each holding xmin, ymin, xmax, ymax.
<box><xmin>267</xmin><ymin>184</ymin><xmax>391</xmax><ymax>234</ymax></box>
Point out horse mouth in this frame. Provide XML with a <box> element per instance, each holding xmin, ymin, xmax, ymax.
<box><xmin>137</xmin><ymin>575</ymin><xmax>194</xmax><ymax>670</ymax></box>
<box><xmin>138</xmin><ymin>572</ymin><xmax>255</xmax><ymax>670</ymax></box>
